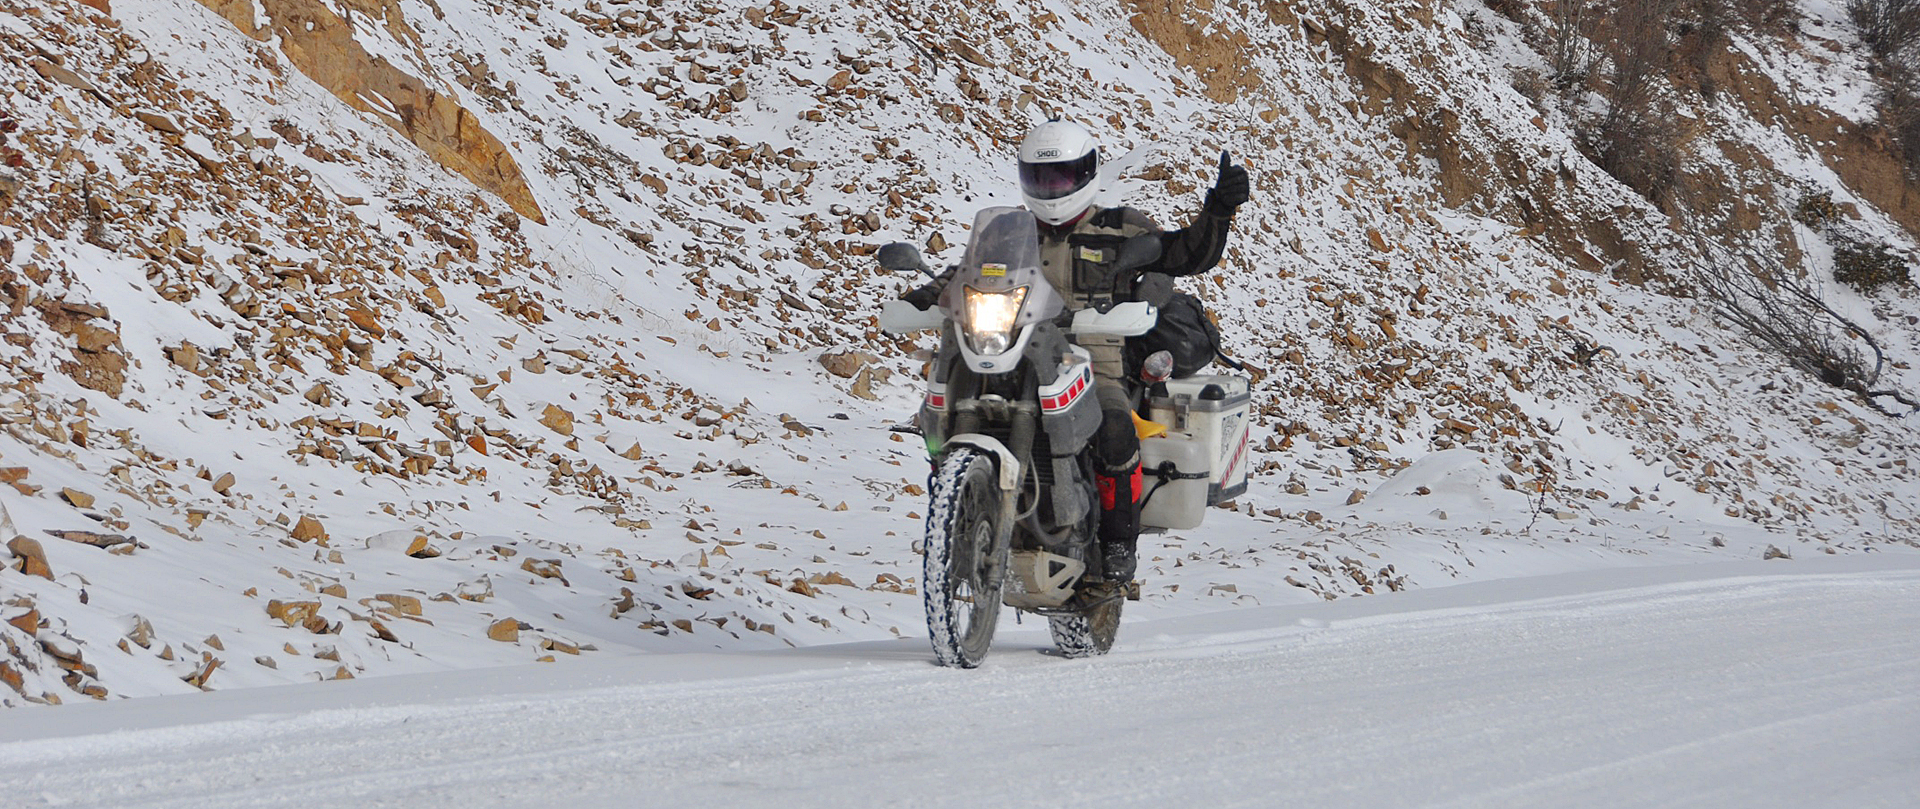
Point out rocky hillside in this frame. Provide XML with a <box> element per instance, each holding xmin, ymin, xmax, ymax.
<box><xmin>1</xmin><ymin>0</ymin><xmax>1915</xmax><ymax>705</ymax></box>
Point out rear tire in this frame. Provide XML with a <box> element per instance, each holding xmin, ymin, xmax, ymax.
<box><xmin>1048</xmin><ymin>594</ymin><xmax>1122</xmax><ymax>658</ymax></box>
<box><xmin>923</xmin><ymin>448</ymin><xmax>1007</xmax><ymax>668</ymax></box>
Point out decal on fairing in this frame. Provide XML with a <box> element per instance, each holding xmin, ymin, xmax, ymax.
<box><xmin>1039</xmin><ymin>364</ymin><xmax>1090</xmax><ymax>413</ymax></box>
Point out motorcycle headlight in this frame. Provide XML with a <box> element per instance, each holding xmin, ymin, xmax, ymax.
<box><xmin>962</xmin><ymin>285</ymin><xmax>1027</xmax><ymax>356</ymax></box>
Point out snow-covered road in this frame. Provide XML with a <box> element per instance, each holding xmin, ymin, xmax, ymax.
<box><xmin>4</xmin><ymin>556</ymin><xmax>1918</xmax><ymax>808</ymax></box>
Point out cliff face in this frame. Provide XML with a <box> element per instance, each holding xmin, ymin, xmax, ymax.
<box><xmin>0</xmin><ymin>0</ymin><xmax>1915</xmax><ymax>705</ymax></box>
<box><xmin>189</xmin><ymin>0</ymin><xmax>546</xmax><ymax>223</ymax></box>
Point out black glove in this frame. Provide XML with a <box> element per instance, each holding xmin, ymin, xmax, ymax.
<box><xmin>901</xmin><ymin>283</ymin><xmax>941</xmax><ymax>311</ymax></box>
<box><xmin>1203</xmin><ymin>151</ymin><xmax>1249</xmax><ymax>216</ymax></box>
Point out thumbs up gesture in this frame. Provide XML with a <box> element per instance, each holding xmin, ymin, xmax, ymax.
<box><xmin>1205</xmin><ymin>151</ymin><xmax>1249</xmax><ymax>215</ymax></box>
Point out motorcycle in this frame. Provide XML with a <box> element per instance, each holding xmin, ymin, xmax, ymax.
<box><xmin>876</xmin><ymin>207</ymin><xmax>1166</xmax><ymax>667</ymax></box>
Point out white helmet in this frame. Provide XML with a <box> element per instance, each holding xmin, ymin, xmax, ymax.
<box><xmin>1017</xmin><ymin>120</ymin><xmax>1099</xmax><ymax>226</ymax></box>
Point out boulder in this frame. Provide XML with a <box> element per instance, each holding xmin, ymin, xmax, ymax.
<box><xmin>290</xmin><ymin>515</ymin><xmax>327</xmax><ymax>543</ymax></box>
<box><xmin>46</xmin><ymin>530</ymin><xmax>133</xmax><ymax>549</ymax></box>
<box><xmin>818</xmin><ymin>349</ymin><xmax>874</xmax><ymax>379</ymax></box>
<box><xmin>266</xmin><ymin>599</ymin><xmax>321</xmax><ymax>627</ymax></box>
<box><xmin>486</xmin><ymin>618</ymin><xmax>520</xmax><ymax>642</ymax></box>
<box><xmin>7</xmin><ymin>536</ymin><xmax>52</xmax><ymax>580</ymax></box>
<box><xmin>540</xmin><ymin>403</ymin><xmax>576</xmax><ymax>436</ymax></box>
<box><xmin>4</xmin><ymin>606</ymin><xmax>38</xmax><ymax>634</ymax></box>
<box><xmin>371</xmin><ymin>593</ymin><xmax>423</xmax><ymax>617</ymax></box>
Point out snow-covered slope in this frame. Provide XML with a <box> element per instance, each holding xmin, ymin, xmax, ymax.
<box><xmin>0</xmin><ymin>0</ymin><xmax>1916</xmax><ymax>706</ymax></box>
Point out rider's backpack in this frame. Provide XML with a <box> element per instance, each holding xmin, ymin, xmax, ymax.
<box><xmin>1126</xmin><ymin>290</ymin><xmax>1220</xmax><ymax>379</ymax></box>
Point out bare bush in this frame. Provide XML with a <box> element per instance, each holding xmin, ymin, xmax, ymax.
<box><xmin>1547</xmin><ymin>0</ymin><xmax>1601</xmax><ymax>91</ymax></box>
<box><xmin>1578</xmin><ymin>0</ymin><xmax>1693</xmax><ymax>203</ymax></box>
<box><xmin>1888</xmin><ymin>57</ymin><xmax>1920</xmax><ymax>172</ymax></box>
<box><xmin>1694</xmin><ymin>248</ymin><xmax>1918</xmax><ymax>414</ymax></box>
<box><xmin>1594</xmin><ymin>104</ymin><xmax>1692</xmax><ymax>204</ymax></box>
<box><xmin>1794</xmin><ymin>189</ymin><xmax>1841</xmax><ymax>228</ymax></box>
<box><xmin>1597</xmin><ymin>0</ymin><xmax>1681</xmax><ymax>126</ymax></box>
<box><xmin>1725</xmin><ymin>0</ymin><xmax>1796</xmax><ymax>31</ymax></box>
<box><xmin>1848</xmin><ymin>0</ymin><xmax>1920</xmax><ymax>62</ymax></box>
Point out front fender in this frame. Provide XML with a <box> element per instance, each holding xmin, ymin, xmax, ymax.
<box><xmin>945</xmin><ymin>433</ymin><xmax>1022</xmax><ymax>492</ymax></box>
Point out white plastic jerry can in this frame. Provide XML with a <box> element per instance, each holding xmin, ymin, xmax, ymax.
<box><xmin>1139</xmin><ymin>433</ymin><xmax>1210</xmax><ymax>530</ymax></box>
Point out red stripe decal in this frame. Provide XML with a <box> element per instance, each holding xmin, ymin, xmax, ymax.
<box><xmin>1221</xmin><ymin>425</ymin><xmax>1248</xmax><ymax>483</ymax></box>
<box><xmin>1042</xmin><ymin>374</ymin><xmax>1087</xmax><ymax>412</ymax></box>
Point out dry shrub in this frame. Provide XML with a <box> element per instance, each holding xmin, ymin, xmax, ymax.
<box><xmin>1848</xmin><ymin>0</ymin><xmax>1920</xmax><ymax>62</ymax></box>
<box><xmin>1726</xmin><ymin>0</ymin><xmax>1796</xmax><ymax>30</ymax></box>
<box><xmin>1794</xmin><ymin>189</ymin><xmax>1840</xmax><ymax>229</ymax></box>
<box><xmin>1695</xmin><ymin>246</ymin><xmax>1918</xmax><ymax>413</ymax></box>
<box><xmin>1574</xmin><ymin>0</ymin><xmax>1695</xmax><ymax>204</ymax></box>
<box><xmin>1546</xmin><ymin>0</ymin><xmax>1601</xmax><ymax>91</ymax></box>
<box><xmin>1889</xmin><ymin>58</ymin><xmax>1920</xmax><ymax>174</ymax></box>
<box><xmin>1592</xmin><ymin>104</ymin><xmax>1693</xmax><ymax>205</ymax></box>
<box><xmin>1833</xmin><ymin>239</ymin><xmax>1912</xmax><ymax>291</ymax></box>
<box><xmin>1485</xmin><ymin>0</ymin><xmax>1529</xmax><ymax>22</ymax></box>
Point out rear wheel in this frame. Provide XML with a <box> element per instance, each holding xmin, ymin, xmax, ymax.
<box><xmin>1048</xmin><ymin>592</ymin><xmax>1123</xmax><ymax>658</ymax></box>
<box><xmin>923</xmin><ymin>448</ymin><xmax>1007</xmax><ymax>668</ymax></box>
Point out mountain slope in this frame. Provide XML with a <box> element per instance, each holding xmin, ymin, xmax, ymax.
<box><xmin>0</xmin><ymin>0</ymin><xmax>1916</xmax><ymax>705</ymax></box>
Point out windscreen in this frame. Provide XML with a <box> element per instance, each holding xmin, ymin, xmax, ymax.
<box><xmin>939</xmin><ymin>207</ymin><xmax>1063</xmax><ymax>326</ymax></box>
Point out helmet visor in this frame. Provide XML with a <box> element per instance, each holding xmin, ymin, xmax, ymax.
<box><xmin>1018</xmin><ymin>151</ymin><xmax>1098</xmax><ymax>200</ymax></box>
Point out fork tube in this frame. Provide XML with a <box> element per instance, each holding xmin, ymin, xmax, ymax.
<box><xmin>1008</xmin><ymin>401</ymin><xmax>1038</xmax><ymax>470</ymax></box>
<box><xmin>952</xmin><ymin>401</ymin><xmax>984</xmax><ymax>437</ymax></box>
<box><xmin>948</xmin><ymin>364</ymin><xmax>982</xmax><ymax>438</ymax></box>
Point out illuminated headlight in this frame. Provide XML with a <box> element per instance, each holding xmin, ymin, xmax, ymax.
<box><xmin>962</xmin><ymin>285</ymin><xmax>1027</xmax><ymax>356</ymax></box>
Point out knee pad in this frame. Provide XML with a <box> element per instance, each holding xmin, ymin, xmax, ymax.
<box><xmin>1095</xmin><ymin>464</ymin><xmax>1144</xmax><ymax>511</ymax></box>
<box><xmin>1094</xmin><ymin>406</ymin><xmax>1141</xmax><ymax>474</ymax></box>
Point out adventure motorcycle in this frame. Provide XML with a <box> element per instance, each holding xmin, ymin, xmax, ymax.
<box><xmin>878</xmin><ymin>207</ymin><xmax>1220</xmax><ymax>667</ymax></box>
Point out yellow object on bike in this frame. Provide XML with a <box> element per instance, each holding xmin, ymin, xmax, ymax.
<box><xmin>1132</xmin><ymin>411</ymin><xmax>1168</xmax><ymax>440</ymax></box>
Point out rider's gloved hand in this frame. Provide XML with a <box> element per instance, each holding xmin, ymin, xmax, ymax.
<box><xmin>1204</xmin><ymin>151</ymin><xmax>1249</xmax><ymax>216</ymax></box>
<box><xmin>902</xmin><ymin>284</ymin><xmax>941</xmax><ymax>311</ymax></box>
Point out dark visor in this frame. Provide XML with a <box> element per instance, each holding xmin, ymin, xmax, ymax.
<box><xmin>1019</xmin><ymin>152</ymin><xmax>1097</xmax><ymax>200</ymax></box>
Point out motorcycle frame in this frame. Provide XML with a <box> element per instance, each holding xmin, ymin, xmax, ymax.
<box><xmin>922</xmin><ymin>320</ymin><xmax>1105</xmax><ymax>580</ymax></box>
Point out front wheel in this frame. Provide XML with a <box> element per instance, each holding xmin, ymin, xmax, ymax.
<box><xmin>1048</xmin><ymin>595</ymin><xmax>1122</xmax><ymax>658</ymax></box>
<box><xmin>922</xmin><ymin>447</ymin><xmax>1008</xmax><ymax>668</ymax></box>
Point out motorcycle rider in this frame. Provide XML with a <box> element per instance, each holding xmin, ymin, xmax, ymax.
<box><xmin>904</xmin><ymin>120</ymin><xmax>1249</xmax><ymax>592</ymax></box>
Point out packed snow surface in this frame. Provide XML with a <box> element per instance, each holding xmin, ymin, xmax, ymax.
<box><xmin>4</xmin><ymin>555</ymin><xmax>1916</xmax><ymax>808</ymax></box>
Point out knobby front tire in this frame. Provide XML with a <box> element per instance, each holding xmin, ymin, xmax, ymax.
<box><xmin>922</xmin><ymin>447</ymin><xmax>1007</xmax><ymax>668</ymax></box>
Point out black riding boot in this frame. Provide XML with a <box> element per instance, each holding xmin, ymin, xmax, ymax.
<box><xmin>1096</xmin><ymin>464</ymin><xmax>1142</xmax><ymax>582</ymax></box>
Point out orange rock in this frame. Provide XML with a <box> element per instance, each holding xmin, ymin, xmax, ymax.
<box><xmin>290</xmin><ymin>515</ymin><xmax>327</xmax><ymax>543</ymax></box>
<box><xmin>7</xmin><ymin>536</ymin><xmax>52</xmax><ymax>580</ymax></box>
<box><xmin>344</xmin><ymin>307</ymin><xmax>385</xmax><ymax>337</ymax></box>
<box><xmin>540</xmin><ymin>404</ymin><xmax>575</xmax><ymax>436</ymax></box>
<box><xmin>266</xmin><ymin>599</ymin><xmax>322</xmax><ymax>627</ymax></box>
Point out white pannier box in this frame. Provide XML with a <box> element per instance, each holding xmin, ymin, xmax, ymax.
<box><xmin>1138</xmin><ymin>375</ymin><xmax>1251</xmax><ymax>531</ymax></box>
